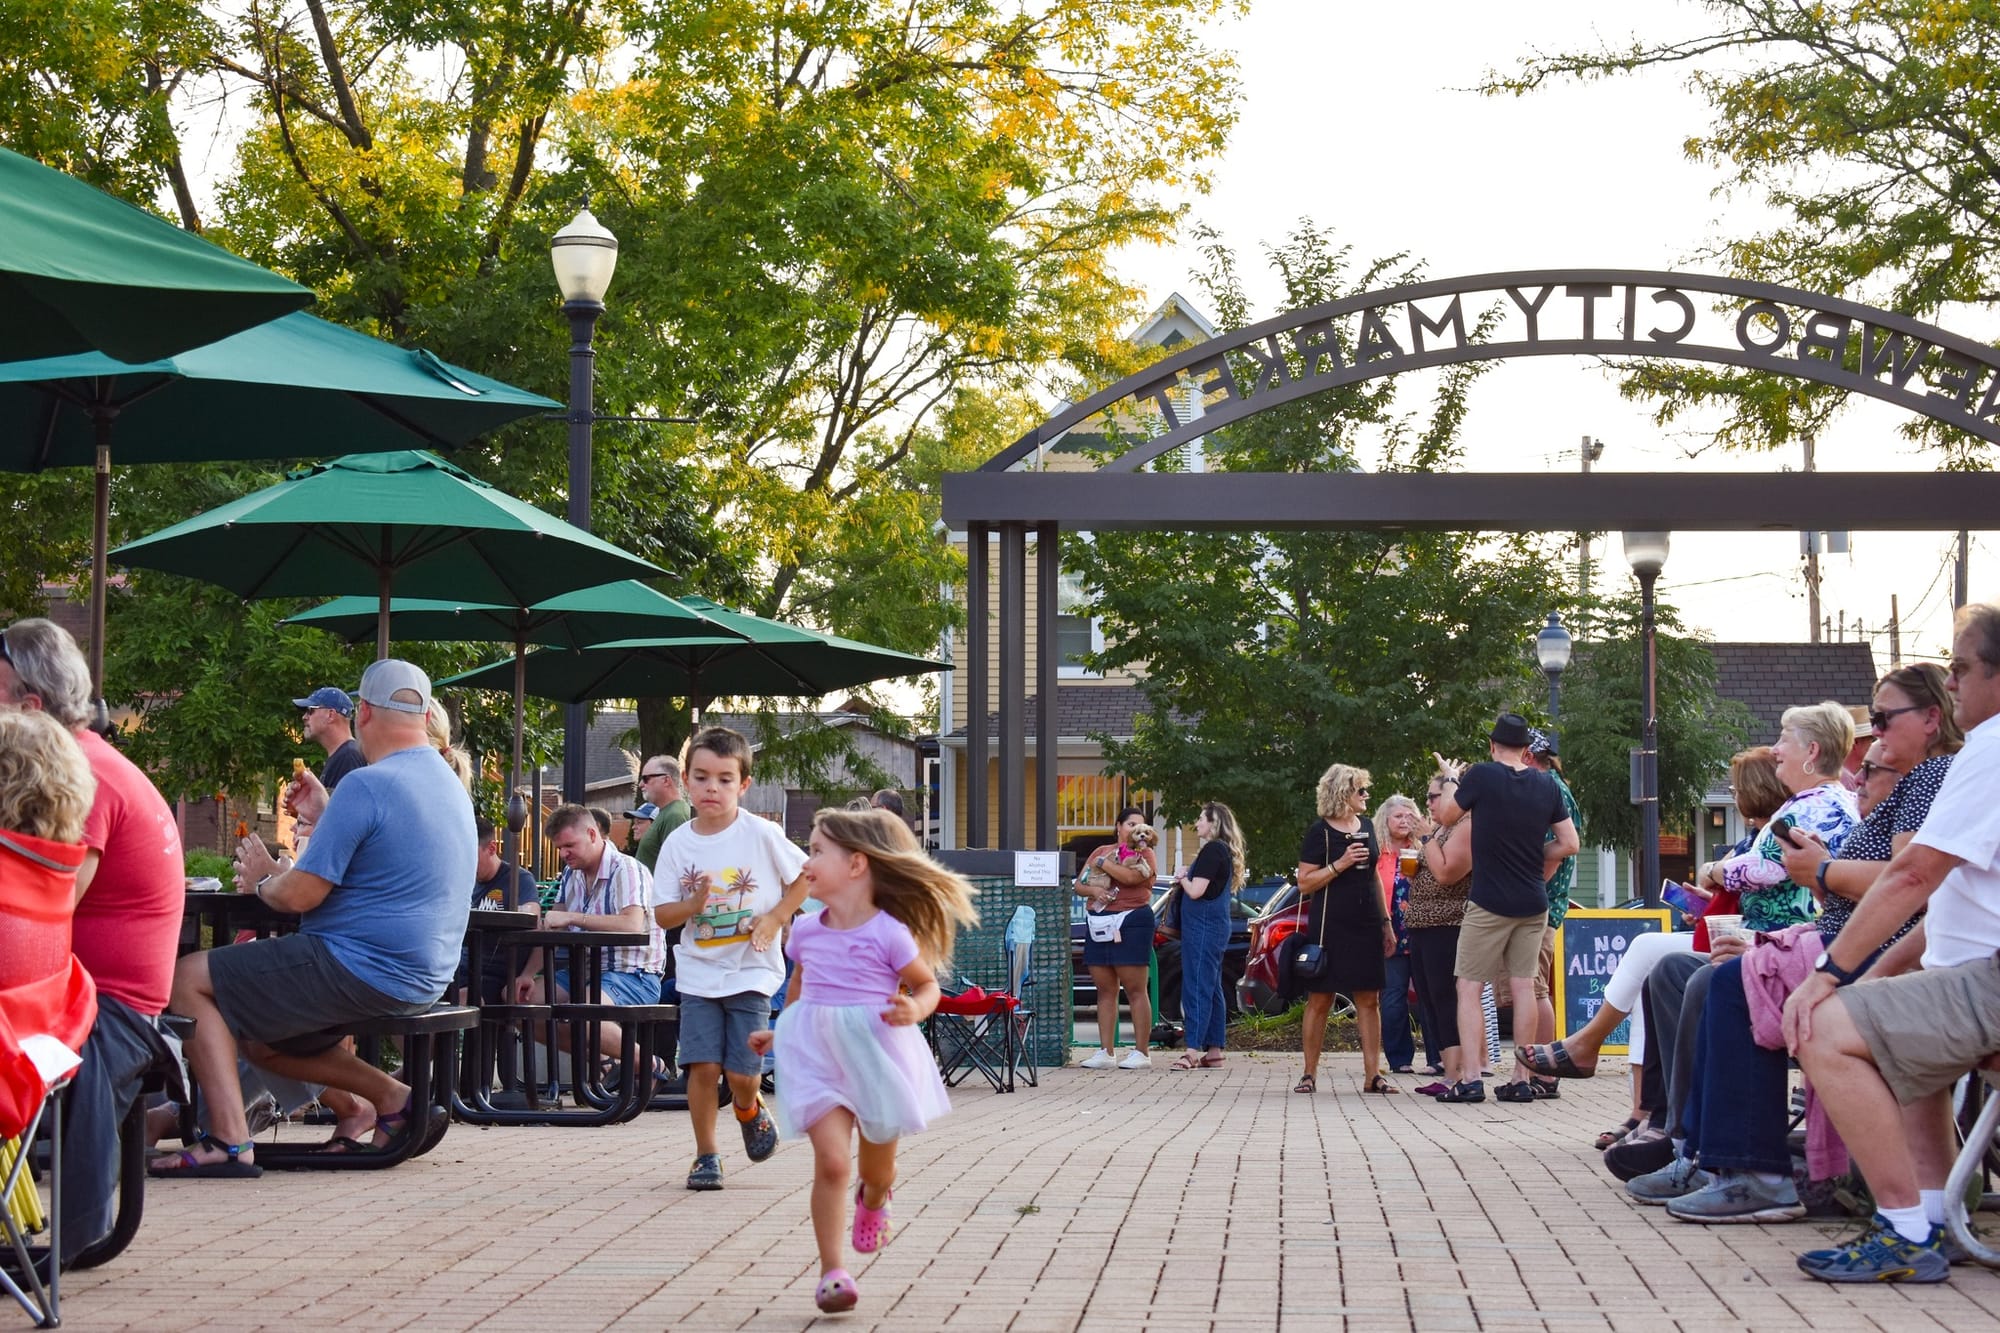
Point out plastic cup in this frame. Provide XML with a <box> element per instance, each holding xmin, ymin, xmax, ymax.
<box><xmin>1398</xmin><ymin>847</ymin><xmax>1420</xmax><ymax>877</ymax></box>
<box><xmin>1705</xmin><ymin>914</ymin><xmax>1747</xmax><ymax>946</ymax></box>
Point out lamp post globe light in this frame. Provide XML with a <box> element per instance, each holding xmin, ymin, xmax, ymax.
<box><xmin>1622</xmin><ymin>531</ymin><xmax>1670</xmax><ymax>908</ymax></box>
<box><xmin>551</xmin><ymin>207</ymin><xmax>618</xmax><ymax>813</ymax></box>
<box><xmin>1534</xmin><ymin>611</ymin><xmax>1572</xmax><ymax>738</ymax></box>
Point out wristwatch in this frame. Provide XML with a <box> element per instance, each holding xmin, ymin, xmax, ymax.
<box><xmin>1812</xmin><ymin>950</ymin><xmax>1865</xmax><ymax>986</ymax></box>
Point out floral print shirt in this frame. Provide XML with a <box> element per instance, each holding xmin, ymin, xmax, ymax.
<box><xmin>1719</xmin><ymin>782</ymin><xmax>1859</xmax><ymax>931</ymax></box>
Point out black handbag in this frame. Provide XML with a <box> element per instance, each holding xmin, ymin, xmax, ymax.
<box><xmin>1291</xmin><ymin>828</ymin><xmax>1337</xmax><ymax>984</ymax></box>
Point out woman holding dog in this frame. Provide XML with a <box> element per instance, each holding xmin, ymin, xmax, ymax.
<box><xmin>1074</xmin><ymin>807</ymin><xmax>1158</xmax><ymax>1070</ymax></box>
<box><xmin>1292</xmin><ymin>764</ymin><xmax>1397</xmax><ymax>1094</ymax></box>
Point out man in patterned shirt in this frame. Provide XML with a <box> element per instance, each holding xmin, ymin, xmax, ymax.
<box><xmin>1526</xmin><ymin>728</ymin><xmax>1582</xmax><ymax>1099</ymax></box>
<box><xmin>512</xmin><ymin>803</ymin><xmax>662</xmax><ymax>1068</ymax></box>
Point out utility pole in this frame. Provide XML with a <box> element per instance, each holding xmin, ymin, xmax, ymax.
<box><xmin>1890</xmin><ymin>595</ymin><xmax>1902</xmax><ymax>667</ymax></box>
<box><xmin>1957</xmin><ymin>530</ymin><xmax>1971</xmax><ymax>609</ymax></box>
<box><xmin>1578</xmin><ymin>435</ymin><xmax>1602</xmax><ymax>622</ymax></box>
<box><xmin>1837</xmin><ymin>609</ymin><xmax>1845</xmax><ymax>643</ymax></box>
<box><xmin>1804</xmin><ymin>437</ymin><xmax>1822</xmax><ymax>642</ymax></box>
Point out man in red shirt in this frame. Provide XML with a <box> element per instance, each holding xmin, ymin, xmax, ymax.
<box><xmin>0</xmin><ymin>618</ymin><xmax>183</xmax><ymax>1262</ymax></box>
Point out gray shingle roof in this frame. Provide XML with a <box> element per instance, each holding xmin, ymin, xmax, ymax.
<box><xmin>947</xmin><ymin>684</ymin><xmax>1155</xmax><ymax>740</ymax></box>
<box><xmin>1707</xmin><ymin>642</ymin><xmax>1878</xmax><ymax>745</ymax></box>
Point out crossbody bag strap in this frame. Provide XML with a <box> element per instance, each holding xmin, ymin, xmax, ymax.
<box><xmin>1319</xmin><ymin>826</ymin><xmax>1333</xmax><ymax>948</ymax></box>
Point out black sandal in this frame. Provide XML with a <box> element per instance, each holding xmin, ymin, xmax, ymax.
<box><xmin>1516</xmin><ymin>1040</ymin><xmax>1596</xmax><ymax>1079</ymax></box>
<box><xmin>1594</xmin><ymin>1117</ymin><xmax>1642</xmax><ymax>1151</ymax></box>
<box><xmin>1294</xmin><ymin>1072</ymin><xmax>1317</xmax><ymax>1094</ymax></box>
<box><xmin>1364</xmin><ymin>1074</ymin><xmax>1402</xmax><ymax>1094</ymax></box>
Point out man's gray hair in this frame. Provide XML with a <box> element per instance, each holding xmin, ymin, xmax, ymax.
<box><xmin>2</xmin><ymin>619</ymin><xmax>92</xmax><ymax>729</ymax></box>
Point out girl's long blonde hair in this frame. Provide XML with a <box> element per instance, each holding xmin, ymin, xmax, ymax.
<box><xmin>812</xmin><ymin>808</ymin><xmax>979</xmax><ymax>968</ymax></box>
<box><xmin>1201</xmin><ymin>801</ymin><xmax>1246</xmax><ymax>894</ymax></box>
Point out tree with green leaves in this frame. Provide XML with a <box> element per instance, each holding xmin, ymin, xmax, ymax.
<box><xmin>1552</xmin><ymin>594</ymin><xmax>1753</xmax><ymax>869</ymax></box>
<box><xmin>1486</xmin><ymin>0</ymin><xmax>2000</xmax><ymax>466</ymax></box>
<box><xmin>1064</xmin><ymin>223</ymin><xmax>1574</xmax><ymax>877</ymax></box>
<box><xmin>2</xmin><ymin>0</ymin><xmax>1247</xmax><ymax>781</ymax></box>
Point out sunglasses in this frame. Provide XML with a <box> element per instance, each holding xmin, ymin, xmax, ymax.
<box><xmin>1356</xmin><ymin>787</ymin><xmax>1371</xmax><ymax>797</ymax></box>
<box><xmin>1869</xmin><ymin>704</ymin><xmax>1926</xmax><ymax>731</ymax></box>
<box><xmin>641</xmin><ymin>770</ymin><xmax>673</xmax><ymax>781</ymax></box>
<box><xmin>0</xmin><ymin>630</ymin><xmax>10</xmax><ymax>668</ymax></box>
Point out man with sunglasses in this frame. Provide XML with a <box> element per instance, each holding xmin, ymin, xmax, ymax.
<box><xmin>1785</xmin><ymin>603</ymin><xmax>2000</xmax><ymax>1282</ymax></box>
<box><xmin>1431</xmin><ymin>712</ymin><xmax>1580</xmax><ymax>1104</ymax></box>
<box><xmin>631</xmin><ymin>754</ymin><xmax>691</xmax><ymax>873</ymax></box>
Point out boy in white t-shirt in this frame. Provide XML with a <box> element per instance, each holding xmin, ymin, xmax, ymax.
<box><xmin>654</xmin><ymin>725</ymin><xmax>810</xmax><ymax>1190</ymax></box>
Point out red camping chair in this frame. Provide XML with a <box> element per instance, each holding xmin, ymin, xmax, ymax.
<box><xmin>925</xmin><ymin>914</ymin><xmax>1038</xmax><ymax>1093</ymax></box>
<box><xmin>0</xmin><ymin>828</ymin><xmax>98</xmax><ymax>1329</ymax></box>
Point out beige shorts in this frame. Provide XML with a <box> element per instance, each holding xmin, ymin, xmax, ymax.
<box><xmin>1455</xmin><ymin>903</ymin><xmax>1546</xmax><ymax>985</ymax></box>
<box><xmin>1535</xmin><ymin>920</ymin><xmax>1556</xmax><ymax>1000</ymax></box>
<box><xmin>1838</xmin><ymin>954</ymin><xmax>2000</xmax><ymax>1104</ymax></box>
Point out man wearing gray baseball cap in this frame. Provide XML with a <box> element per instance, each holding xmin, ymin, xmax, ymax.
<box><xmin>154</xmin><ymin>658</ymin><xmax>476</xmax><ymax>1176</ymax></box>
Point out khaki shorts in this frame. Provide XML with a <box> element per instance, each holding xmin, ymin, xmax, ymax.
<box><xmin>1534</xmin><ymin>920</ymin><xmax>1556</xmax><ymax>1000</ymax></box>
<box><xmin>1455</xmin><ymin>903</ymin><xmax>1546</xmax><ymax>985</ymax></box>
<box><xmin>1838</xmin><ymin>954</ymin><xmax>2000</xmax><ymax>1104</ymax></box>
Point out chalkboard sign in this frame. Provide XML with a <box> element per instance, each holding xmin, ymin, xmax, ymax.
<box><xmin>1553</xmin><ymin>908</ymin><xmax>1674</xmax><ymax>1055</ymax></box>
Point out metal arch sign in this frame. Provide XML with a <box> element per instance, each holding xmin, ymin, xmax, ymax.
<box><xmin>978</xmin><ymin>269</ymin><xmax>2000</xmax><ymax>473</ymax></box>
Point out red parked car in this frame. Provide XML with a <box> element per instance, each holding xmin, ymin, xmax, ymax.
<box><xmin>1238</xmin><ymin>882</ymin><xmax>1310</xmax><ymax>1016</ymax></box>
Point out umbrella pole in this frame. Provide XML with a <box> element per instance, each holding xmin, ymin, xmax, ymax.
<box><xmin>90</xmin><ymin>438</ymin><xmax>110</xmax><ymax>712</ymax></box>
<box><xmin>504</xmin><ymin>633</ymin><xmax>528</xmax><ymax>909</ymax></box>
<box><xmin>376</xmin><ymin>559</ymin><xmax>392</xmax><ymax>660</ymax></box>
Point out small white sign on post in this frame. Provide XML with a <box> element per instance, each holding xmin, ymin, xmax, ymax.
<box><xmin>1013</xmin><ymin>851</ymin><xmax>1060</xmax><ymax>887</ymax></box>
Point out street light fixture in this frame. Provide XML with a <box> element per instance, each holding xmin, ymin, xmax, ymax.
<box><xmin>1622</xmin><ymin>531</ymin><xmax>1670</xmax><ymax>907</ymax></box>
<box><xmin>550</xmin><ymin>207</ymin><xmax>619</xmax><ymax>836</ymax></box>
<box><xmin>1534</xmin><ymin>611</ymin><xmax>1572</xmax><ymax>737</ymax></box>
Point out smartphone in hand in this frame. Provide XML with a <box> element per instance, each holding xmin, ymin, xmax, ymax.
<box><xmin>1771</xmin><ymin>814</ymin><xmax>1801</xmax><ymax>847</ymax></box>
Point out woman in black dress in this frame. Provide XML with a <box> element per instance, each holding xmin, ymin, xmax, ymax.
<box><xmin>1292</xmin><ymin>763</ymin><xmax>1397</xmax><ymax>1094</ymax></box>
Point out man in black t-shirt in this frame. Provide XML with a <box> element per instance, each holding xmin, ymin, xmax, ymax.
<box><xmin>461</xmin><ymin>814</ymin><xmax>537</xmax><ymax>1001</ymax></box>
<box><xmin>1431</xmin><ymin>712</ymin><xmax>1579</xmax><ymax>1103</ymax></box>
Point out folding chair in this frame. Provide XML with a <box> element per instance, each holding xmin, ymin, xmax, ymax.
<box><xmin>1945</xmin><ymin>1056</ymin><xmax>2000</xmax><ymax>1267</ymax></box>
<box><xmin>927</xmin><ymin>906</ymin><xmax>1038</xmax><ymax>1093</ymax></box>
<box><xmin>0</xmin><ymin>828</ymin><xmax>99</xmax><ymax>1328</ymax></box>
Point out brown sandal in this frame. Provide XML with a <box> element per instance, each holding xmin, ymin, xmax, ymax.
<box><xmin>1364</xmin><ymin>1074</ymin><xmax>1402</xmax><ymax>1094</ymax></box>
<box><xmin>1294</xmin><ymin>1072</ymin><xmax>1316</xmax><ymax>1094</ymax></box>
<box><xmin>1170</xmin><ymin>1051</ymin><xmax>1201</xmax><ymax>1071</ymax></box>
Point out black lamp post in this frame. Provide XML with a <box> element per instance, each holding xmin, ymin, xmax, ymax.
<box><xmin>1534</xmin><ymin>611</ymin><xmax>1572</xmax><ymax>742</ymax></box>
<box><xmin>1623</xmin><ymin>531</ymin><xmax>1670</xmax><ymax>908</ymax></box>
<box><xmin>549</xmin><ymin>207</ymin><xmax>619</xmax><ymax>819</ymax></box>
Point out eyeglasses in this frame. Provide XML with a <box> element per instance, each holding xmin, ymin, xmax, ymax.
<box><xmin>1859</xmin><ymin>760</ymin><xmax>1896</xmax><ymax>781</ymax></box>
<box><xmin>1869</xmin><ymin>704</ymin><xmax>1926</xmax><ymax>731</ymax></box>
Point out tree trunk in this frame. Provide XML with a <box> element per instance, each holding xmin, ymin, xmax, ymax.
<box><xmin>636</xmin><ymin>696</ymin><xmax>692</xmax><ymax>770</ymax></box>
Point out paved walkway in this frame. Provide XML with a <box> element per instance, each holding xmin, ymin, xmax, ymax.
<box><xmin>63</xmin><ymin>1053</ymin><xmax>2000</xmax><ymax>1330</ymax></box>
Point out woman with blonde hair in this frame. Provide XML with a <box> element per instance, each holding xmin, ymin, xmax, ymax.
<box><xmin>425</xmin><ymin>708</ymin><xmax>473</xmax><ymax>792</ymax></box>
<box><xmin>1291</xmin><ymin>764</ymin><xmax>1396</xmax><ymax>1094</ymax></box>
<box><xmin>1372</xmin><ymin>793</ymin><xmax>1431</xmax><ymax>1074</ymax></box>
<box><xmin>1167</xmin><ymin>800</ymin><xmax>1244</xmax><ymax>1071</ymax></box>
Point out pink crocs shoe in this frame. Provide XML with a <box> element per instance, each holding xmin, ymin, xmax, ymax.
<box><xmin>815</xmin><ymin>1268</ymin><xmax>859</xmax><ymax>1313</ymax></box>
<box><xmin>852</xmin><ymin>1182</ymin><xmax>894</xmax><ymax>1253</ymax></box>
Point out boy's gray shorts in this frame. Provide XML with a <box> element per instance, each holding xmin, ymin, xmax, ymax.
<box><xmin>676</xmin><ymin>990</ymin><xmax>771</xmax><ymax>1076</ymax></box>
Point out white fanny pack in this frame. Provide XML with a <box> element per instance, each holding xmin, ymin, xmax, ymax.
<box><xmin>1086</xmin><ymin>910</ymin><xmax>1132</xmax><ymax>944</ymax></box>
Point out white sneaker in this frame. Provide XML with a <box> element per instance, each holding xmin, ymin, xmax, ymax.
<box><xmin>1118</xmin><ymin>1050</ymin><xmax>1153</xmax><ymax>1070</ymax></box>
<box><xmin>1078</xmin><ymin>1049</ymin><xmax>1118</xmax><ymax>1070</ymax></box>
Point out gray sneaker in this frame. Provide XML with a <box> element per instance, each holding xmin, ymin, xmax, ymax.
<box><xmin>1626</xmin><ymin>1156</ymin><xmax>1711</xmax><ymax>1206</ymax></box>
<box><xmin>1666</xmin><ymin>1170</ymin><xmax>1806</xmax><ymax>1224</ymax></box>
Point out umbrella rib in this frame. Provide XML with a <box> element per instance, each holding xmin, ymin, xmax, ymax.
<box><xmin>351</xmin><ymin>393</ymin><xmax>455</xmax><ymax>449</ymax></box>
<box><xmin>238</xmin><ymin>523</ymin><xmax>321</xmax><ymax>601</ymax></box>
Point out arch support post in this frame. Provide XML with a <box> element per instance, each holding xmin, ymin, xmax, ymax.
<box><xmin>997</xmin><ymin>522</ymin><xmax>1027</xmax><ymax>847</ymax></box>
<box><xmin>1036</xmin><ymin>522</ymin><xmax>1058</xmax><ymax>850</ymax></box>
<box><xmin>966</xmin><ymin>521</ymin><xmax>989</xmax><ymax>848</ymax></box>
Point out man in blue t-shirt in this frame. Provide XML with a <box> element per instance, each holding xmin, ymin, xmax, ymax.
<box><xmin>1431</xmin><ymin>712</ymin><xmax>1580</xmax><ymax>1105</ymax></box>
<box><xmin>154</xmin><ymin>659</ymin><xmax>476</xmax><ymax>1177</ymax></box>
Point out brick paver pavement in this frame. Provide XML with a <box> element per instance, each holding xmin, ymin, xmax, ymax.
<box><xmin>62</xmin><ymin>1053</ymin><xmax>1999</xmax><ymax>1330</ymax></box>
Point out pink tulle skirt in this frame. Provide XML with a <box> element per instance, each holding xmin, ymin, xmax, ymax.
<box><xmin>772</xmin><ymin>999</ymin><xmax>951</xmax><ymax>1143</ymax></box>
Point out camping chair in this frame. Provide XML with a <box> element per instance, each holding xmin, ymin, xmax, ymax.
<box><xmin>1945</xmin><ymin>1056</ymin><xmax>2000</xmax><ymax>1267</ymax></box>
<box><xmin>927</xmin><ymin>907</ymin><xmax>1038</xmax><ymax>1094</ymax></box>
<box><xmin>0</xmin><ymin>829</ymin><xmax>99</xmax><ymax>1328</ymax></box>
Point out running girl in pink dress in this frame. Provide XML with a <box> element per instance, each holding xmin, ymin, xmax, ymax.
<box><xmin>748</xmin><ymin>807</ymin><xmax>977</xmax><ymax>1314</ymax></box>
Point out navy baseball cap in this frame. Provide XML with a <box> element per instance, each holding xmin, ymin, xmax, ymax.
<box><xmin>625</xmin><ymin>802</ymin><xmax>661</xmax><ymax>821</ymax></box>
<box><xmin>293</xmin><ymin>686</ymin><xmax>354</xmax><ymax>715</ymax></box>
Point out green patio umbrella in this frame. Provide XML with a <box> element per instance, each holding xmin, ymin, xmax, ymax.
<box><xmin>0</xmin><ymin>311</ymin><xmax>560</xmax><ymax>698</ymax></box>
<box><xmin>285</xmin><ymin>582</ymin><xmax>749</xmax><ymax>883</ymax></box>
<box><xmin>0</xmin><ymin>145</ymin><xmax>311</xmax><ymax>363</ymax></box>
<box><xmin>436</xmin><ymin>595</ymin><xmax>946</xmax><ymax>712</ymax></box>
<box><xmin>112</xmin><ymin>451</ymin><xmax>664</xmax><ymax>660</ymax></box>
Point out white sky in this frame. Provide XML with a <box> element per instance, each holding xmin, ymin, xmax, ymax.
<box><xmin>1110</xmin><ymin>0</ymin><xmax>1993</xmax><ymax>666</ymax></box>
